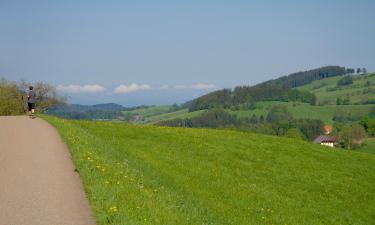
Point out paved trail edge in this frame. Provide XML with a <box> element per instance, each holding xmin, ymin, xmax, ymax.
<box><xmin>0</xmin><ymin>116</ymin><xmax>96</xmax><ymax>225</ymax></box>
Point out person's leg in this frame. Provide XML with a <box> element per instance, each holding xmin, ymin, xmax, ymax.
<box><xmin>28</xmin><ymin>103</ymin><xmax>32</xmax><ymax>117</ymax></box>
<box><xmin>31</xmin><ymin>103</ymin><xmax>36</xmax><ymax>118</ymax></box>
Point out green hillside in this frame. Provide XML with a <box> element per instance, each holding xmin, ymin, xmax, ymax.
<box><xmin>123</xmin><ymin>105</ymin><xmax>204</xmax><ymax>124</ymax></box>
<box><xmin>126</xmin><ymin>105</ymin><xmax>172</xmax><ymax>117</ymax></box>
<box><xmin>43</xmin><ymin>115</ymin><xmax>375</xmax><ymax>225</ymax></box>
<box><xmin>145</xmin><ymin>109</ymin><xmax>205</xmax><ymax>124</ymax></box>
<box><xmin>230</xmin><ymin>101</ymin><xmax>373</xmax><ymax>124</ymax></box>
<box><xmin>297</xmin><ymin>73</ymin><xmax>375</xmax><ymax>105</ymax></box>
<box><xmin>137</xmin><ymin>73</ymin><xmax>374</xmax><ymax>126</ymax></box>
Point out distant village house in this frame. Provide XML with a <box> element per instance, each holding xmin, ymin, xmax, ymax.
<box><xmin>313</xmin><ymin>135</ymin><xmax>337</xmax><ymax>148</ymax></box>
<box><xmin>133</xmin><ymin>115</ymin><xmax>145</xmax><ymax>122</ymax></box>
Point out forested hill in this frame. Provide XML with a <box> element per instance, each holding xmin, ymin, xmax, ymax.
<box><xmin>262</xmin><ymin>66</ymin><xmax>346</xmax><ymax>88</ymax></box>
<box><xmin>187</xmin><ymin>66</ymin><xmax>347</xmax><ymax>112</ymax></box>
<box><xmin>46</xmin><ymin>103</ymin><xmax>126</xmax><ymax>120</ymax></box>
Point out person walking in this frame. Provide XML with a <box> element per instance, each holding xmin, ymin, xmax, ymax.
<box><xmin>27</xmin><ymin>86</ymin><xmax>37</xmax><ymax>118</ymax></box>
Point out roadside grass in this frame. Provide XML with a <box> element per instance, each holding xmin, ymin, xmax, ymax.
<box><xmin>42</xmin><ymin>115</ymin><xmax>375</xmax><ymax>225</ymax></box>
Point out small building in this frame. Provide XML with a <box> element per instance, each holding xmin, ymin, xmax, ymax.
<box><xmin>133</xmin><ymin>115</ymin><xmax>145</xmax><ymax>122</ymax></box>
<box><xmin>313</xmin><ymin>135</ymin><xmax>337</xmax><ymax>148</ymax></box>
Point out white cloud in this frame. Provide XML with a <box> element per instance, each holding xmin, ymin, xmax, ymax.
<box><xmin>114</xmin><ymin>83</ymin><xmax>152</xmax><ymax>94</ymax></box>
<box><xmin>57</xmin><ymin>84</ymin><xmax>105</xmax><ymax>93</ymax></box>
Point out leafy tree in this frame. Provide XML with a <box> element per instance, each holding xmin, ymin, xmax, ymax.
<box><xmin>188</xmin><ymin>89</ymin><xmax>232</xmax><ymax>112</ymax></box>
<box><xmin>266</xmin><ymin>105</ymin><xmax>292</xmax><ymax>123</ymax></box>
<box><xmin>255</xmin><ymin>124</ymin><xmax>277</xmax><ymax>135</ymax></box>
<box><xmin>242</xmin><ymin>95</ymin><xmax>256</xmax><ymax>110</ymax></box>
<box><xmin>339</xmin><ymin>124</ymin><xmax>367</xmax><ymax>150</ymax></box>
<box><xmin>370</xmin><ymin>106</ymin><xmax>375</xmax><ymax>118</ymax></box>
<box><xmin>345</xmin><ymin>68</ymin><xmax>355</xmax><ymax>74</ymax></box>
<box><xmin>0</xmin><ymin>79</ymin><xmax>25</xmax><ymax>115</ymax></box>
<box><xmin>357</xmin><ymin>68</ymin><xmax>361</xmax><ymax>74</ymax></box>
<box><xmin>361</xmin><ymin>116</ymin><xmax>375</xmax><ymax>137</ymax></box>
<box><xmin>18</xmin><ymin>80</ymin><xmax>65</xmax><ymax>113</ymax></box>
<box><xmin>337</xmin><ymin>76</ymin><xmax>353</xmax><ymax>87</ymax></box>
<box><xmin>293</xmin><ymin>119</ymin><xmax>324</xmax><ymax>140</ymax></box>
<box><xmin>336</xmin><ymin>97</ymin><xmax>342</xmax><ymax>105</ymax></box>
<box><xmin>285</xmin><ymin>128</ymin><xmax>305</xmax><ymax>140</ymax></box>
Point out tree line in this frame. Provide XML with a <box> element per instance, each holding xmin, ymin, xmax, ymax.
<box><xmin>159</xmin><ymin>106</ymin><xmax>324</xmax><ymax>141</ymax></box>
<box><xmin>187</xmin><ymin>66</ymin><xmax>347</xmax><ymax>112</ymax></box>
<box><xmin>0</xmin><ymin>78</ymin><xmax>64</xmax><ymax>116</ymax></box>
<box><xmin>188</xmin><ymin>85</ymin><xmax>317</xmax><ymax>112</ymax></box>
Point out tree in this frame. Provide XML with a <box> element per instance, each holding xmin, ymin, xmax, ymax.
<box><xmin>339</xmin><ymin>124</ymin><xmax>367</xmax><ymax>150</ymax></box>
<box><xmin>362</xmin><ymin>68</ymin><xmax>367</xmax><ymax>74</ymax></box>
<box><xmin>293</xmin><ymin>119</ymin><xmax>324</xmax><ymax>140</ymax></box>
<box><xmin>266</xmin><ymin>105</ymin><xmax>293</xmax><ymax>123</ymax></box>
<box><xmin>285</xmin><ymin>128</ymin><xmax>305</xmax><ymax>140</ymax></box>
<box><xmin>33</xmin><ymin>82</ymin><xmax>66</xmax><ymax>112</ymax></box>
<box><xmin>345</xmin><ymin>68</ymin><xmax>355</xmax><ymax>74</ymax></box>
<box><xmin>337</xmin><ymin>76</ymin><xmax>353</xmax><ymax>87</ymax></box>
<box><xmin>356</xmin><ymin>68</ymin><xmax>361</xmax><ymax>74</ymax></box>
<box><xmin>361</xmin><ymin>116</ymin><xmax>375</xmax><ymax>137</ymax></box>
<box><xmin>336</xmin><ymin>97</ymin><xmax>342</xmax><ymax>105</ymax></box>
<box><xmin>0</xmin><ymin>79</ymin><xmax>25</xmax><ymax>115</ymax></box>
<box><xmin>242</xmin><ymin>95</ymin><xmax>256</xmax><ymax>110</ymax></box>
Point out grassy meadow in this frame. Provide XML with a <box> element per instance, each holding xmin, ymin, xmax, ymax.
<box><xmin>123</xmin><ymin>106</ymin><xmax>205</xmax><ymax>124</ymax></box>
<box><xmin>145</xmin><ymin>109</ymin><xmax>205</xmax><ymax>124</ymax></box>
<box><xmin>357</xmin><ymin>138</ymin><xmax>375</xmax><ymax>154</ymax></box>
<box><xmin>43</xmin><ymin>115</ymin><xmax>375</xmax><ymax>225</ymax></box>
<box><xmin>229</xmin><ymin>101</ymin><xmax>373</xmax><ymax>124</ymax></box>
<box><xmin>297</xmin><ymin>73</ymin><xmax>375</xmax><ymax>104</ymax></box>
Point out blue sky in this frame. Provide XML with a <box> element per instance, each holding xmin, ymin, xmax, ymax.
<box><xmin>1</xmin><ymin>0</ymin><xmax>374</xmax><ymax>106</ymax></box>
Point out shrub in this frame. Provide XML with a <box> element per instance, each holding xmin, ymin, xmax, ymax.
<box><xmin>337</xmin><ymin>76</ymin><xmax>353</xmax><ymax>87</ymax></box>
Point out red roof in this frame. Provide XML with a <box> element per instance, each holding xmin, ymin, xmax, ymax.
<box><xmin>313</xmin><ymin>135</ymin><xmax>336</xmax><ymax>144</ymax></box>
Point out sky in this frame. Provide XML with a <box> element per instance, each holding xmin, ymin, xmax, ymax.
<box><xmin>1</xmin><ymin>0</ymin><xmax>374</xmax><ymax>106</ymax></box>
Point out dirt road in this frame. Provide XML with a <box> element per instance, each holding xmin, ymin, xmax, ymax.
<box><xmin>0</xmin><ymin>116</ymin><xmax>96</xmax><ymax>225</ymax></box>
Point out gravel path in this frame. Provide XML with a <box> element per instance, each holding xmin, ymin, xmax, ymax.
<box><xmin>0</xmin><ymin>116</ymin><xmax>96</xmax><ymax>225</ymax></box>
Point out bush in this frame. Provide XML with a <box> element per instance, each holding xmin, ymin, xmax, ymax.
<box><xmin>285</xmin><ymin>128</ymin><xmax>306</xmax><ymax>140</ymax></box>
<box><xmin>0</xmin><ymin>78</ymin><xmax>65</xmax><ymax>116</ymax></box>
<box><xmin>339</xmin><ymin>124</ymin><xmax>367</xmax><ymax>150</ymax></box>
<box><xmin>337</xmin><ymin>76</ymin><xmax>353</xmax><ymax>87</ymax></box>
<box><xmin>266</xmin><ymin>105</ymin><xmax>293</xmax><ymax>123</ymax></box>
<box><xmin>0</xmin><ymin>79</ymin><xmax>25</xmax><ymax>115</ymax></box>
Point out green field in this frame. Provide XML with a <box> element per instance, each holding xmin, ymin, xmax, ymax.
<box><xmin>230</xmin><ymin>101</ymin><xmax>374</xmax><ymax>124</ymax></box>
<box><xmin>357</xmin><ymin>138</ymin><xmax>375</xmax><ymax>154</ymax></box>
<box><xmin>123</xmin><ymin>105</ymin><xmax>205</xmax><ymax>124</ymax></box>
<box><xmin>134</xmin><ymin>74</ymin><xmax>374</xmax><ymax>125</ymax></box>
<box><xmin>145</xmin><ymin>109</ymin><xmax>205</xmax><ymax>124</ymax></box>
<box><xmin>125</xmin><ymin>105</ymin><xmax>173</xmax><ymax>117</ymax></box>
<box><xmin>43</xmin><ymin>115</ymin><xmax>375</xmax><ymax>225</ymax></box>
<box><xmin>297</xmin><ymin>73</ymin><xmax>375</xmax><ymax>104</ymax></box>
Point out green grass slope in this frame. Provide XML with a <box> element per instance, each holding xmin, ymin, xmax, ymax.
<box><xmin>297</xmin><ymin>73</ymin><xmax>375</xmax><ymax>105</ymax></box>
<box><xmin>43</xmin><ymin>115</ymin><xmax>375</xmax><ymax>225</ymax></box>
<box><xmin>145</xmin><ymin>109</ymin><xmax>205</xmax><ymax>124</ymax></box>
<box><xmin>231</xmin><ymin>101</ymin><xmax>373</xmax><ymax>124</ymax></box>
<box><xmin>357</xmin><ymin>138</ymin><xmax>375</xmax><ymax>154</ymax></box>
<box><xmin>125</xmin><ymin>105</ymin><xmax>173</xmax><ymax>117</ymax></box>
<box><xmin>124</xmin><ymin>105</ymin><xmax>205</xmax><ymax>124</ymax></box>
